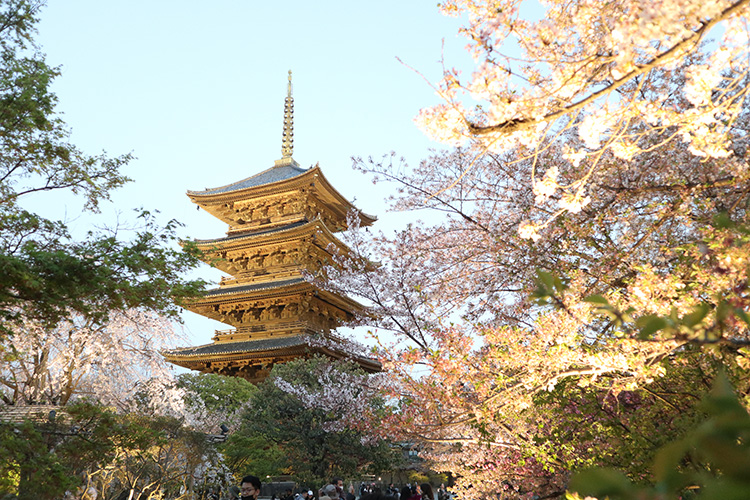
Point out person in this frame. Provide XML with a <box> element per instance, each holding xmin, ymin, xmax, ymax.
<box><xmin>240</xmin><ymin>475</ymin><xmax>262</xmax><ymax>500</ymax></box>
<box><xmin>331</xmin><ymin>478</ymin><xmax>344</xmax><ymax>500</ymax></box>
<box><xmin>437</xmin><ymin>485</ymin><xmax>448</xmax><ymax>500</ymax></box>
<box><xmin>419</xmin><ymin>484</ymin><xmax>434</xmax><ymax>500</ymax></box>
<box><xmin>406</xmin><ymin>486</ymin><xmax>420</xmax><ymax>500</ymax></box>
<box><xmin>294</xmin><ymin>491</ymin><xmax>310</xmax><ymax>500</ymax></box>
<box><xmin>391</xmin><ymin>485</ymin><xmax>400</xmax><ymax>500</ymax></box>
<box><xmin>362</xmin><ymin>492</ymin><xmax>386</xmax><ymax>500</ymax></box>
<box><xmin>323</xmin><ymin>484</ymin><xmax>339</xmax><ymax>500</ymax></box>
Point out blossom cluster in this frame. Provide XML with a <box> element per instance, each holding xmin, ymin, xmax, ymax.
<box><xmin>416</xmin><ymin>0</ymin><xmax>750</xmax><ymax>238</ymax></box>
<box><xmin>1</xmin><ymin>308</ymin><xmax>187</xmax><ymax>415</ymax></box>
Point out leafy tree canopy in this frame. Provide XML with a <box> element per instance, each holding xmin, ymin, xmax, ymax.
<box><xmin>223</xmin><ymin>357</ymin><xmax>401</xmax><ymax>486</ymax></box>
<box><xmin>178</xmin><ymin>372</ymin><xmax>259</xmax><ymax>431</ymax></box>
<box><xmin>0</xmin><ymin>402</ymin><xmax>220</xmax><ymax>500</ymax></box>
<box><xmin>0</xmin><ymin>0</ymin><xmax>205</xmax><ymax>337</ymax></box>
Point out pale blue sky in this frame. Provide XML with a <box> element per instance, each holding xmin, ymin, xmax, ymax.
<box><xmin>33</xmin><ymin>1</ymin><xmax>471</xmax><ymax>346</ymax></box>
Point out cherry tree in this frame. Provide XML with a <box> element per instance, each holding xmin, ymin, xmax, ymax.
<box><xmin>417</xmin><ymin>0</ymin><xmax>750</xmax><ymax>237</ymax></box>
<box><xmin>309</xmin><ymin>140</ymin><xmax>749</xmax><ymax>497</ymax></box>
<box><xmin>0</xmin><ymin>308</ymin><xmax>186</xmax><ymax>413</ymax></box>
<box><xmin>287</xmin><ymin>2</ymin><xmax>750</xmax><ymax>497</ymax></box>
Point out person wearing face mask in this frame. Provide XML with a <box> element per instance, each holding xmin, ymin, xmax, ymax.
<box><xmin>240</xmin><ymin>475</ymin><xmax>262</xmax><ymax>500</ymax></box>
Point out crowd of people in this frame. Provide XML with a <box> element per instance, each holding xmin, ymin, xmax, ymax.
<box><xmin>237</xmin><ymin>476</ymin><xmax>451</xmax><ymax>500</ymax></box>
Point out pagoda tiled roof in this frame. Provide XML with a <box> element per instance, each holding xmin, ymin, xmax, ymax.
<box><xmin>165</xmin><ymin>335</ymin><xmax>309</xmax><ymax>357</ymax></box>
<box><xmin>193</xmin><ymin>220</ymin><xmax>309</xmax><ymax>245</ymax></box>
<box><xmin>203</xmin><ymin>277</ymin><xmax>305</xmax><ymax>297</ymax></box>
<box><xmin>188</xmin><ymin>164</ymin><xmax>308</xmax><ymax>196</ymax></box>
<box><xmin>163</xmin><ymin>335</ymin><xmax>382</xmax><ymax>373</ymax></box>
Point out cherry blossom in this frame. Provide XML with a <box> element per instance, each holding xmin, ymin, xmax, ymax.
<box><xmin>416</xmin><ymin>0</ymin><xmax>750</xmax><ymax>236</ymax></box>
<box><xmin>0</xmin><ymin>308</ymin><xmax>187</xmax><ymax>415</ymax></box>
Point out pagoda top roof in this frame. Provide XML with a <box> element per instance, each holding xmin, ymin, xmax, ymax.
<box><xmin>186</xmin><ymin>163</ymin><xmax>376</xmax><ymax>229</ymax></box>
<box><xmin>187</xmin><ymin>163</ymin><xmax>307</xmax><ymax>197</ymax></box>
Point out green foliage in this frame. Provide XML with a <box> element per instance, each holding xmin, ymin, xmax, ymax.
<box><xmin>0</xmin><ymin>0</ymin><xmax>206</xmax><ymax>337</ymax></box>
<box><xmin>221</xmin><ymin>431</ymin><xmax>286</xmax><ymax>480</ymax></box>
<box><xmin>533</xmin><ymin>349</ymin><xmax>720</xmax><ymax>481</ymax></box>
<box><xmin>1</xmin><ymin>211</ymin><xmax>206</xmax><ymax>331</ymax></box>
<box><xmin>177</xmin><ymin>372</ymin><xmax>283</xmax><ymax>479</ymax></box>
<box><xmin>178</xmin><ymin>372</ymin><xmax>259</xmax><ymax>424</ymax></box>
<box><xmin>568</xmin><ymin>372</ymin><xmax>750</xmax><ymax>500</ymax></box>
<box><xmin>0</xmin><ymin>1</ymin><xmax>129</xmax><ymax>213</ymax></box>
<box><xmin>531</xmin><ymin>270</ymin><xmax>569</xmax><ymax>307</ymax></box>
<box><xmin>0</xmin><ymin>419</ymin><xmax>77</xmax><ymax>499</ymax></box>
<box><xmin>224</xmin><ymin>357</ymin><xmax>401</xmax><ymax>484</ymax></box>
<box><xmin>0</xmin><ymin>402</ymin><xmax>218</xmax><ymax>500</ymax></box>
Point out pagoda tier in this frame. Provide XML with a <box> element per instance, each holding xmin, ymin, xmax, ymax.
<box><xmin>184</xmin><ymin>278</ymin><xmax>363</xmax><ymax>340</ymax></box>
<box><xmin>164</xmin><ymin>71</ymin><xmax>379</xmax><ymax>382</ymax></box>
<box><xmin>192</xmin><ymin>219</ymin><xmax>345</xmax><ymax>284</ymax></box>
<box><xmin>187</xmin><ymin>163</ymin><xmax>376</xmax><ymax>235</ymax></box>
<box><xmin>163</xmin><ymin>334</ymin><xmax>381</xmax><ymax>383</ymax></box>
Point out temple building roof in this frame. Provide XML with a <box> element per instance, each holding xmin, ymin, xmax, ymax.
<box><xmin>202</xmin><ymin>277</ymin><xmax>305</xmax><ymax>297</ymax></box>
<box><xmin>186</xmin><ymin>163</ymin><xmax>308</xmax><ymax>197</ymax></box>
<box><xmin>189</xmin><ymin>277</ymin><xmax>364</xmax><ymax>315</ymax></box>
<box><xmin>166</xmin><ymin>335</ymin><xmax>310</xmax><ymax>357</ymax></box>
<box><xmin>186</xmin><ymin>163</ymin><xmax>376</xmax><ymax>231</ymax></box>
<box><xmin>163</xmin><ymin>334</ymin><xmax>382</xmax><ymax>377</ymax></box>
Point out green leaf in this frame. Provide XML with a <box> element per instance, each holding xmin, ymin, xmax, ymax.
<box><xmin>713</xmin><ymin>212</ymin><xmax>735</xmax><ymax>229</ymax></box>
<box><xmin>734</xmin><ymin>307</ymin><xmax>750</xmax><ymax>327</ymax></box>
<box><xmin>568</xmin><ymin>468</ymin><xmax>635</xmax><ymax>499</ymax></box>
<box><xmin>682</xmin><ymin>303</ymin><xmax>710</xmax><ymax>328</ymax></box>
<box><xmin>636</xmin><ymin>315</ymin><xmax>668</xmax><ymax>339</ymax></box>
<box><xmin>583</xmin><ymin>294</ymin><xmax>609</xmax><ymax>305</ymax></box>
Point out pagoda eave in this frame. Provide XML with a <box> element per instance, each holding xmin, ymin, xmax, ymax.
<box><xmin>188</xmin><ymin>165</ymin><xmax>376</xmax><ymax>229</ymax></box>
<box><xmin>187</xmin><ymin>278</ymin><xmax>365</xmax><ymax>313</ymax></box>
<box><xmin>193</xmin><ymin>218</ymin><xmax>345</xmax><ymax>252</ymax></box>
<box><xmin>163</xmin><ymin>335</ymin><xmax>382</xmax><ymax>382</ymax></box>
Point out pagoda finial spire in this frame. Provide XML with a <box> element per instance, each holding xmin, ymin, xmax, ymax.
<box><xmin>275</xmin><ymin>70</ymin><xmax>298</xmax><ymax>167</ymax></box>
<box><xmin>280</xmin><ymin>70</ymin><xmax>294</xmax><ymax>157</ymax></box>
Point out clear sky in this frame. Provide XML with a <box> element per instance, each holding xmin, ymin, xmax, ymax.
<box><xmin>32</xmin><ymin>1</ymin><xmax>471</xmax><ymax>347</ymax></box>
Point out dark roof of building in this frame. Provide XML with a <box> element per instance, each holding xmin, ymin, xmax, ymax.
<box><xmin>165</xmin><ymin>335</ymin><xmax>310</xmax><ymax>357</ymax></box>
<box><xmin>0</xmin><ymin>405</ymin><xmax>64</xmax><ymax>424</ymax></box>
<box><xmin>188</xmin><ymin>164</ymin><xmax>308</xmax><ymax>196</ymax></box>
<box><xmin>164</xmin><ymin>335</ymin><xmax>382</xmax><ymax>373</ymax></box>
<box><xmin>194</xmin><ymin>220</ymin><xmax>309</xmax><ymax>245</ymax></box>
<box><xmin>204</xmin><ymin>277</ymin><xmax>306</xmax><ymax>297</ymax></box>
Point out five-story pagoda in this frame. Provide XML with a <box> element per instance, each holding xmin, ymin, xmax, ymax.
<box><xmin>164</xmin><ymin>72</ymin><xmax>380</xmax><ymax>382</ymax></box>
